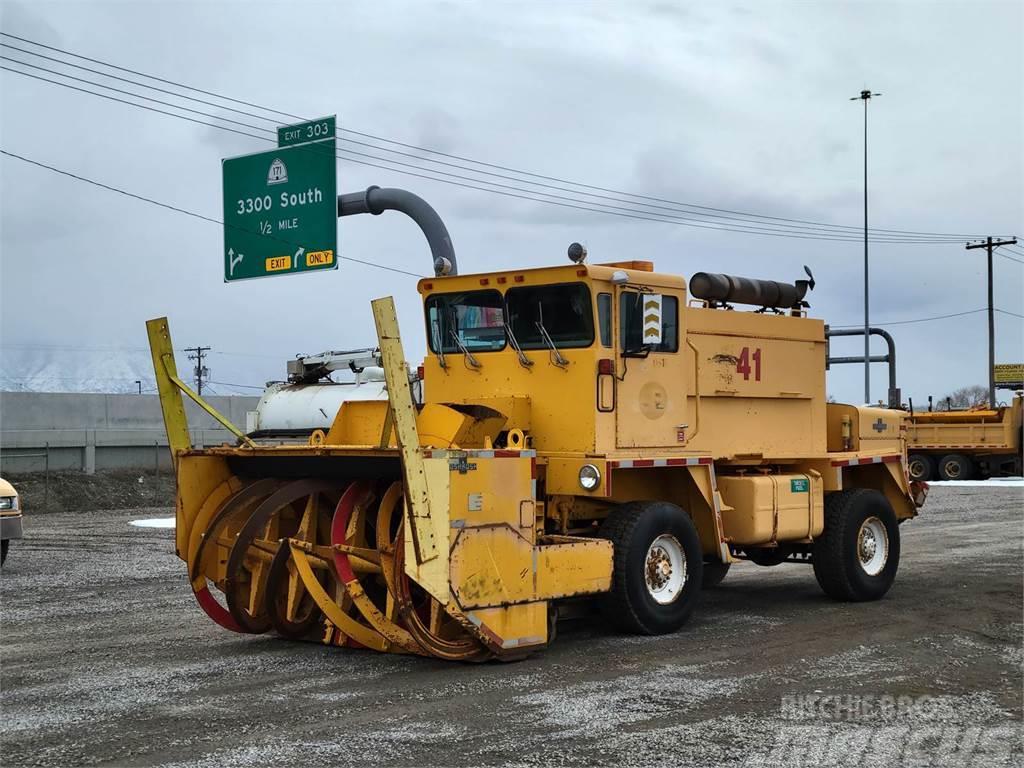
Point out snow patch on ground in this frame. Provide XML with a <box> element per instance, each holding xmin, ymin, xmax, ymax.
<box><xmin>128</xmin><ymin>517</ymin><xmax>175</xmax><ymax>528</ymax></box>
<box><xmin>930</xmin><ymin>478</ymin><xmax>1024</xmax><ymax>487</ymax></box>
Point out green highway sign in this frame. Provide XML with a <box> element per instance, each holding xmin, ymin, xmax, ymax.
<box><xmin>222</xmin><ymin>124</ymin><xmax>337</xmax><ymax>282</ymax></box>
<box><xmin>278</xmin><ymin>115</ymin><xmax>336</xmax><ymax>147</ymax></box>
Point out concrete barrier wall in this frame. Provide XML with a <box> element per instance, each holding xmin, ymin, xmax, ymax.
<box><xmin>0</xmin><ymin>392</ymin><xmax>260</xmax><ymax>474</ymax></box>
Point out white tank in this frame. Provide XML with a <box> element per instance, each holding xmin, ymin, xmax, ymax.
<box><xmin>251</xmin><ymin>369</ymin><xmax>389</xmax><ymax>432</ymax></box>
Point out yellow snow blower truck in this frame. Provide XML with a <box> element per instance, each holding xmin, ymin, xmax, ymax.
<box><xmin>148</xmin><ymin>187</ymin><xmax>926</xmax><ymax>661</ymax></box>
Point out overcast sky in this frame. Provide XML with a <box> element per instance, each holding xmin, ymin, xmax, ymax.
<box><xmin>0</xmin><ymin>0</ymin><xmax>1021</xmax><ymax>404</ymax></box>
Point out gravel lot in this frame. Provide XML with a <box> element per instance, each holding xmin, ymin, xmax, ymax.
<box><xmin>2</xmin><ymin>485</ymin><xmax>1021</xmax><ymax>767</ymax></box>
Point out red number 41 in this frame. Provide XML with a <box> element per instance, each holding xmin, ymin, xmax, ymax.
<box><xmin>737</xmin><ymin>347</ymin><xmax>762</xmax><ymax>381</ymax></box>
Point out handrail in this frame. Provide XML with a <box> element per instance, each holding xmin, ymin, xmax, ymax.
<box><xmin>686</xmin><ymin>338</ymin><xmax>701</xmax><ymax>442</ymax></box>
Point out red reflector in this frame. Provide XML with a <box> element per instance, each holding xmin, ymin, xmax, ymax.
<box><xmin>416</xmin><ymin>365</ymin><xmax>425</xmax><ymax>380</ymax></box>
<box><xmin>480</xmin><ymin>278</ymin><xmax>490</xmax><ymax>285</ymax></box>
<box><xmin>497</xmin><ymin>276</ymin><xmax>507</xmax><ymax>284</ymax></box>
<box><xmin>576</xmin><ymin>268</ymin><xmax>587</xmax><ymax>276</ymax></box>
<box><xmin>423</xmin><ymin>282</ymin><xmax>433</xmax><ymax>290</ymax></box>
<box><xmin>514</xmin><ymin>275</ymin><xmax>525</xmax><ymax>283</ymax></box>
<box><xmin>598</xmin><ymin>358</ymin><xmax>614</xmax><ymax>375</ymax></box>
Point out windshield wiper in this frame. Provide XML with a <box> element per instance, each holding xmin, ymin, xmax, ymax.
<box><xmin>449</xmin><ymin>328</ymin><xmax>482</xmax><ymax>370</ymax></box>
<box><xmin>535</xmin><ymin>320</ymin><xmax>569</xmax><ymax>368</ymax></box>
<box><xmin>504</xmin><ymin>321</ymin><xmax>533</xmax><ymax>368</ymax></box>
<box><xmin>430</xmin><ymin>318</ymin><xmax>448</xmax><ymax>369</ymax></box>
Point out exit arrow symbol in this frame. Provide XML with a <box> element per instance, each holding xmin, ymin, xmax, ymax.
<box><xmin>228</xmin><ymin>247</ymin><xmax>244</xmax><ymax>276</ymax></box>
<box><xmin>293</xmin><ymin>247</ymin><xmax>305</xmax><ymax>269</ymax></box>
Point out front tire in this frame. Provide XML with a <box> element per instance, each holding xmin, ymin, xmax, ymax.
<box><xmin>938</xmin><ymin>453</ymin><xmax>974</xmax><ymax>481</ymax></box>
<box><xmin>599</xmin><ymin>501</ymin><xmax>703</xmax><ymax>634</ymax></box>
<box><xmin>813</xmin><ymin>489</ymin><xmax>900</xmax><ymax>601</ymax></box>
<box><xmin>908</xmin><ymin>453</ymin><xmax>935</xmax><ymax>482</ymax></box>
<box><xmin>1</xmin><ymin>539</ymin><xmax>7</xmax><ymax>566</ymax></box>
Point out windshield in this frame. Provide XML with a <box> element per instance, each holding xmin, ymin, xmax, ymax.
<box><xmin>505</xmin><ymin>283</ymin><xmax>594</xmax><ymax>350</ymax></box>
<box><xmin>425</xmin><ymin>290</ymin><xmax>506</xmax><ymax>353</ymax></box>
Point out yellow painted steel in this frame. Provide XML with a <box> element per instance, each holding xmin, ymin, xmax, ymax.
<box><xmin>288</xmin><ymin>542</ymin><xmax>389</xmax><ymax>652</ymax></box>
<box><xmin>184</xmin><ymin>475</ymin><xmax>240</xmax><ymax>572</ymax></box>
<box><xmin>166</xmin><ymin>369</ymin><xmax>255</xmax><ymax>448</ymax></box>
<box><xmin>151</xmin><ymin>253</ymin><xmax>926</xmax><ymax>660</ymax></box>
<box><xmin>371</xmin><ymin>296</ymin><xmax>439</xmax><ymax>565</ymax></box>
<box><xmin>717</xmin><ymin>473</ymin><xmax>824</xmax><ymax>545</ymax></box>
<box><xmin>403</xmin><ymin>457</ymin><xmax>450</xmax><ymax>604</ymax></box>
<box><xmin>908</xmin><ymin>395</ymin><xmax>1022</xmax><ymax>452</ymax></box>
<box><xmin>176</xmin><ymin>454</ymin><xmax>237</xmax><ymax>559</ymax></box>
<box><xmin>146</xmin><ymin>317</ymin><xmax>191</xmax><ymax>468</ymax></box>
<box><xmin>533</xmin><ymin>537</ymin><xmax>613</xmax><ymax>599</ymax></box>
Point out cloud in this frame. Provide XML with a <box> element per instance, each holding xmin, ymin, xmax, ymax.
<box><xmin>0</xmin><ymin>0</ymin><xmax>1020</xmax><ymax>405</ymax></box>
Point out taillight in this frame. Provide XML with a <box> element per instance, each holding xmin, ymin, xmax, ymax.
<box><xmin>598</xmin><ymin>358</ymin><xmax>614</xmax><ymax>375</ymax></box>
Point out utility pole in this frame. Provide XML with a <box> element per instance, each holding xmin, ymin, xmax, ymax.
<box><xmin>184</xmin><ymin>346</ymin><xmax>211</xmax><ymax>396</ymax></box>
<box><xmin>851</xmin><ymin>89</ymin><xmax>881</xmax><ymax>404</ymax></box>
<box><xmin>965</xmin><ymin>236</ymin><xmax>1017</xmax><ymax>407</ymax></box>
<box><xmin>134</xmin><ymin>380</ymin><xmax>142</xmax><ymax>395</ymax></box>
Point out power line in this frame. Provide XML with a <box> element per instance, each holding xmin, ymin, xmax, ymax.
<box><xmin>207</xmin><ymin>380</ymin><xmax>265</xmax><ymax>390</ymax></box>
<box><xmin>830</xmin><ymin>308</ymin><xmax>987</xmax><ymax>329</ymax></box>
<box><xmin>7</xmin><ymin>31</ymin><xmax>1009</xmax><ymax>241</ymax></box>
<box><xmin>996</xmin><ymin>308</ymin><xmax>1024</xmax><ymax>319</ymax></box>
<box><xmin>0</xmin><ymin>32</ymin><xmax>1006</xmax><ymax>244</ymax></box>
<box><xmin>0</xmin><ymin>149</ymin><xmax>424</xmax><ymax>278</ymax></box>
<box><xmin>0</xmin><ymin>61</ymin><xmax>979</xmax><ymax>245</ymax></box>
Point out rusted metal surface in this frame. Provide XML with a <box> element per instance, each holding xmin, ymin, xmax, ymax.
<box><xmin>224</xmin><ymin>479</ymin><xmax>338</xmax><ymax>633</ymax></box>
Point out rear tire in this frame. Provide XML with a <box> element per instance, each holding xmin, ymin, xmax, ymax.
<box><xmin>598</xmin><ymin>501</ymin><xmax>703</xmax><ymax>634</ymax></box>
<box><xmin>907</xmin><ymin>453</ymin><xmax>935</xmax><ymax>482</ymax></box>
<box><xmin>938</xmin><ymin>454</ymin><xmax>974</xmax><ymax>481</ymax></box>
<box><xmin>702</xmin><ymin>560</ymin><xmax>730</xmax><ymax>588</ymax></box>
<box><xmin>813</xmin><ymin>489</ymin><xmax>900</xmax><ymax>602</ymax></box>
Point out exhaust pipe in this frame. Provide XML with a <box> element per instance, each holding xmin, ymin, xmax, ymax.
<box><xmin>690</xmin><ymin>266</ymin><xmax>815</xmax><ymax>310</ymax></box>
<box><xmin>337</xmin><ymin>186</ymin><xmax>457</xmax><ymax>276</ymax></box>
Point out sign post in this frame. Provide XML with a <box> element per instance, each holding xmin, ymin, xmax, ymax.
<box><xmin>222</xmin><ymin>116</ymin><xmax>337</xmax><ymax>282</ymax></box>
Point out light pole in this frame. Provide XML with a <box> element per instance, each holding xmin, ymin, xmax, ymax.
<box><xmin>851</xmin><ymin>89</ymin><xmax>880</xmax><ymax>404</ymax></box>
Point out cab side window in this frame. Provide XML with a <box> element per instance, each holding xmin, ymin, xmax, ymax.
<box><xmin>620</xmin><ymin>293</ymin><xmax>679</xmax><ymax>353</ymax></box>
<box><xmin>597</xmin><ymin>293</ymin><xmax>612</xmax><ymax>347</ymax></box>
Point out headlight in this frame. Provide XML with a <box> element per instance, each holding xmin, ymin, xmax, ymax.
<box><xmin>0</xmin><ymin>496</ymin><xmax>17</xmax><ymax>511</ymax></box>
<box><xmin>578</xmin><ymin>464</ymin><xmax>601</xmax><ymax>491</ymax></box>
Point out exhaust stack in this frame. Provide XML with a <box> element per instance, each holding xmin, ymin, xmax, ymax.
<box><xmin>690</xmin><ymin>267</ymin><xmax>815</xmax><ymax>310</ymax></box>
<box><xmin>338</xmin><ymin>186</ymin><xmax>457</xmax><ymax>276</ymax></box>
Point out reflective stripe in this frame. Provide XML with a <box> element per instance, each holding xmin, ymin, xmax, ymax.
<box><xmin>608</xmin><ymin>456</ymin><xmax>713</xmax><ymax>469</ymax></box>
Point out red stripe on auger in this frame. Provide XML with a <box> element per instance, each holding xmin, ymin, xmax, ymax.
<box><xmin>332</xmin><ymin>481</ymin><xmax>372</xmax><ymax>584</ymax></box>
<box><xmin>193</xmin><ymin>584</ymin><xmax>243</xmax><ymax>632</ymax></box>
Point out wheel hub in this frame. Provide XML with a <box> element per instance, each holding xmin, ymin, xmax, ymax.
<box><xmin>859</xmin><ymin>528</ymin><xmax>877</xmax><ymax>561</ymax></box>
<box><xmin>643</xmin><ymin>534</ymin><xmax>686</xmax><ymax>604</ymax></box>
<box><xmin>856</xmin><ymin>516</ymin><xmax>889</xmax><ymax>576</ymax></box>
<box><xmin>646</xmin><ymin>547</ymin><xmax>672</xmax><ymax>590</ymax></box>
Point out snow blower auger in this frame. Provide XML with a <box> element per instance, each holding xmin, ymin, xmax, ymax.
<box><xmin>146</xmin><ymin>298</ymin><xmax>613</xmax><ymax>661</ymax></box>
<box><xmin>148</xmin><ymin>186</ymin><xmax>925</xmax><ymax>661</ymax></box>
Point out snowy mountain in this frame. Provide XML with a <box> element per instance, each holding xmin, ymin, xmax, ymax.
<box><xmin>0</xmin><ymin>347</ymin><xmax>158</xmax><ymax>393</ymax></box>
<box><xmin>0</xmin><ymin>346</ymin><xmax>272</xmax><ymax>395</ymax></box>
